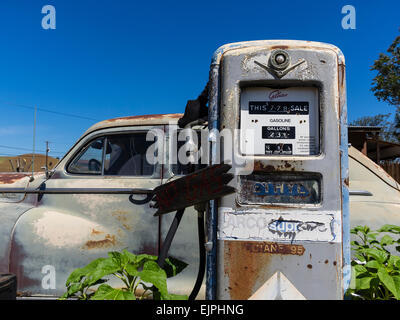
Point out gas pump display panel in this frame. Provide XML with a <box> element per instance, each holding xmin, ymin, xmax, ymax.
<box><xmin>240</xmin><ymin>87</ymin><xmax>319</xmax><ymax>156</ymax></box>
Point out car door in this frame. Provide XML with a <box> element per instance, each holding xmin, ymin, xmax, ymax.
<box><xmin>159</xmin><ymin>124</ymin><xmax>208</xmax><ymax>299</ymax></box>
<box><xmin>9</xmin><ymin>125</ymin><xmax>164</xmax><ymax>297</ymax></box>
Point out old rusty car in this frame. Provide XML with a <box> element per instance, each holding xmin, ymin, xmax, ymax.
<box><xmin>0</xmin><ymin>113</ymin><xmax>205</xmax><ymax>299</ymax></box>
<box><xmin>1</xmin><ymin>113</ymin><xmax>400</xmax><ymax>299</ymax></box>
<box><xmin>348</xmin><ymin>145</ymin><xmax>400</xmax><ymax>231</ymax></box>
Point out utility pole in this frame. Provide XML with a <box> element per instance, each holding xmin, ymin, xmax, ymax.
<box><xmin>30</xmin><ymin>106</ymin><xmax>37</xmax><ymax>181</ymax></box>
<box><xmin>45</xmin><ymin>141</ymin><xmax>49</xmax><ymax>170</ymax></box>
<box><xmin>45</xmin><ymin>141</ymin><xmax>50</xmax><ymax>178</ymax></box>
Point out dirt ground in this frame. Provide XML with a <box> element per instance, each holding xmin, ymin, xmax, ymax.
<box><xmin>0</xmin><ymin>153</ymin><xmax>59</xmax><ymax>172</ymax></box>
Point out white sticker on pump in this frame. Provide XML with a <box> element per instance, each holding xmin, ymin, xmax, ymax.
<box><xmin>217</xmin><ymin>207</ymin><xmax>342</xmax><ymax>243</ymax></box>
<box><xmin>240</xmin><ymin>87</ymin><xmax>319</xmax><ymax>156</ymax></box>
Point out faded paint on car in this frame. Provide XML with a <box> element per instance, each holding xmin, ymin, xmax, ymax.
<box><xmin>0</xmin><ymin>114</ymin><xmax>202</xmax><ymax>299</ymax></box>
<box><xmin>349</xmin><ymin>146</ymin><xmax>400</xmax><ymax>231</ymax></box>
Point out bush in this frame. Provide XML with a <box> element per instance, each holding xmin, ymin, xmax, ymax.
<box><xmin>346</xmin><ymin>225</ymin><xmax>400</xmax><ymax>300</ymax></box>
<box><xmin>60</xmin><ymin>250</ymin><xmax>188</xmax><ymax>300</ymax></box>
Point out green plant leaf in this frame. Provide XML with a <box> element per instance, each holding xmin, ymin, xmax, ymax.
<box><xmin>139</xmin><ymin>261</ymin><xmax>168</xmax><ymax>298</ymax></box>
<box><xmin>365</xmin><ymin>260</ymin><xmax>381</xmax><ymax>269</ymax></box>
<box><xmin>377</xmin><ymin>267</ymin><xmax>399</xmax><ymax>299</ymax></box>
<box><xmin>356</xmin><ymin>276</ymin><xmax>374</xmax><ymax>290</ymax></box>
<box><xmin>361</xmin><ymin>248</ymin><xmax>388</xmax><ymax>264</ymax></box>
<box><xmin>84</xmin><ymin>257</ymin><xmax>121</xmax><ymax>287</ymax></box>
<box><xmin>351</xmin><ymin>226</ymin><xmax>370</xmax><ymax>236</ymax></box>
<box><xmin>354</xmin><ymin>264</ymin><xmax>368</xmax><ymax>276</ymax></box>
<box><xmin>59</xmin><ymin>292</ymin><xmax>69</xmax><ymax>300</ymax></box>
<box><xmin>380</xmin><ymin>235</ymin><xmax>395</xmax><ymax>246</ymax></box>
<box><xmin>139</xmin><ymin>271</ymin><xmax>168</xmax><ymax>298</ymax></box>
<box><xmin>91</xmin><ymin>284</ymin><xmax>136</xmax><ymax>300</ymax></box>
<box><xmin>110</xmin><ymin>251</ymin><xmax>137</xmax><ymax>271</ymax></box>
<box><xmin>125</xmin><ymin>263</ymin><xmax>139</xmax><ymax>277</ymax></box>
<box><xmin>367</xmin><ymin>233</ymin><xmax>378</xmax><ymax>241</ymax></box>
<box><xmin>354</xmin><ymin>253</ymin><xmax>366</xmax><ymax>262</ymax></box>
<box><xmin>388</xmin><ymin>255</ymin><xmax>400</xmax><ymax>269</ymax></box>
<box><xmin>350</xmin><ymin>227</ymin><xmax>358</xmax><ymax>234</ymax></box>
<box><xmin>378</xmin><ymin>225</ymin><xmax>400</xmax><ymax>234</ymax></box>
<box><xmin>121</xmin><ymin>249</ymin><xmax>137</xmax><ymax>264</ymax></box>
<box><xmin>66</xmin><ymin>282</ymin><xmax>84</xmax><ymax>297</ymax></box>
<box><xmin>363</xmin><ymin>226</ymin><xmax>371</xmax><ymax>234</ymax></box>
<box><xmin>65</xmin><ymin>257</ymin><xmax>106</xmax><ymax>286</ymax></box>
<box><xmin>163</xmin><ymin>293</ymin><xmax>189</xmax><ymax>300</ymax></box>
<box><xmin>370</xmin><ymin>276</ymin><xmax>381</xmax><ymax>291</ymax></box>
<box><xmin>392</xmin><ymin>276</ymin><xmax>400</xmax><ymax>300</ymax></box>
<box><xmin>143</xmin><ymin>260</ymin><xmax>161</xmax><ymax>271</ymax></box>
<box><xmin>108</xmin><ymin>251</ymin><xmax>124</xmax><ymax>265</ymax></box>
<box><xmin>129</xmin><ymin>253</ymin><xmax>159</xmax><ymax>271</ymax></box>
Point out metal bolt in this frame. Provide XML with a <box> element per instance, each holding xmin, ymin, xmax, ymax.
<box><xmin>269</xmin><ymin>50</ymin><xmax>290</xmax><ymax>70</ymax></box>
<box><xmin>205</xmin><ymin>241</ymin><xmax>213</xmax><ymax>252</ymax></box>
<box><xmin>275</xmin><ymin>54</ymin><xmax>286</xmax><ymax>65</ymax></box>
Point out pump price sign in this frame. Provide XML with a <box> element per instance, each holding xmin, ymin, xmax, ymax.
<box><xmin>240</xmin><ymin>87</ymin><xmax>319</xmax><ymax>156</ymax></box>
<box><xmin>248</xmin><ymin>101</ymin><xmax>309</xmax><ymax>115</ymax></box>
<box><xmin>262</xmin><ymin>126</ymin><xmax>296</xmax><ymax>139</ymax></box>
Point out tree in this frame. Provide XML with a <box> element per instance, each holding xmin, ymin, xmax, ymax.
<box><xmin>370</xmin><ymin>30</ymin><xmax>400</xmax><ymax>141</ymax></box>
<box><xmin>371</xmin><ymin>30</ymin><xmax>400</xmax><ymax>107</ymax></box>
<box><xmin>349</xmin><ymin>113</ymin><xmax>397</xmax><ymax>142</ymax></box>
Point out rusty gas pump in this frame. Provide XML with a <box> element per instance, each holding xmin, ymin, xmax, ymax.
<box><xmin>206</xmin><ymin>40</ymin><xmax>350</xmax><ymax>300</ymax></box>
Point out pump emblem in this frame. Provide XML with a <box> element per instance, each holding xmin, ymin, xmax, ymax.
<box><xmin>254</xmin><ymin>50</ymin><xmax>306</xmax><ymax>78</ymax></box>
<box><xmin>253</xmin><ymin>182</ymin><xmax>310</xmax><ymax>197</ymax></box>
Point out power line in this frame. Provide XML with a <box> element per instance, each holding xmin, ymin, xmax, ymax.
<box><xmin>0</xmin><ymin>144</ymin><xmax>66</xmax><ymax>155</ymax></box>
<box><xmin>0</xmin><ymin>153</ymin><xmax>23</xmax><ymax>157</ymax></box>
<box><xmin>0</xmin><ymin>100</ymin><xmax>100</xmax><ymax>121</ymax></box>
<box><xmin>0</xmin><ymin>153</ymin><xmax>63</xmax><ymax>158</ymax></box>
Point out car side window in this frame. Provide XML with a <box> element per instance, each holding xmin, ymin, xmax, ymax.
<box><xmin>68</xmin><ymin>132</ymin><xmax>155</xmax><ymax>176</ymax></box>
<box><xmin>171</xmin><ymin>130</ymin><xmax>207</xmax><ymax>175</ymax></box>
<box><xmin>68</xmin><ymin>138</ymin><xmax>104</xmax><ymax>175</ymax></box>
<box><xmin>104</xmin><ymin>133</ymin><xmax>154</xmax><ymax>176</ymax></box>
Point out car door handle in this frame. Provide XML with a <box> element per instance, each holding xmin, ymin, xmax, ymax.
<box><xmin>349</xmin><ymin>190</ymin><xmax>373</xmax><ymax>196</ymax></box>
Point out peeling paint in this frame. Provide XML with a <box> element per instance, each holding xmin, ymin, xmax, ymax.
<box><xmin>112</xmin><ymin>210</ymin><xmax>133</xmax><ymax>230</ymax></box>
<box><xmin>0</xmin><ymin>173</ymin><xmax>30</xmax><ymax>185</ymax></box>
<box><xmin>104</xmin><ymin>113</ymin><xmax>182</xmax><ymax>123</ymax></box>
<box><xmin>33</xmin><ymin>211</ymin><xmax>104</xmax><ymax>248</ymax></box>
<box><xmin>84</xmin><ymin>234</ymin><xmax>117</xmax><ymax>250</ymax></box>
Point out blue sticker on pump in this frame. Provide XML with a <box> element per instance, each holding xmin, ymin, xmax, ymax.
<box><xmin>238</xmin><ymin>173</ymin><xmax>321</xmax><ymax>205</ymax></box>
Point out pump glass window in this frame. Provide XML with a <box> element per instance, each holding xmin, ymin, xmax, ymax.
<box><xmin>240</xmin><ymin>87</ymin><xmax>320</xmax><ymax>156</ymax></box>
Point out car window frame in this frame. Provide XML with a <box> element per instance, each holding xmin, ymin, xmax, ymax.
<box><xmin>169</xmin><ymin>127</ymin><xmax>208</xmax><ymax>176</ymax></box>
<box><xmin>65</xmin><ymin>128</ymin><xmax>161</xmax><ymax>179</ymax></box>
<box><xmin>66</xmin><ymin>137</ymin><xmax>105</xmax><ymax>176</ymax></box>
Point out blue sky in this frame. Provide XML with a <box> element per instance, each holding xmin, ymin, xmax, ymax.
<box><xmin>0</xmin><ymin>0</ymin><xmax>399</xmax><ymax>158</ymax></box>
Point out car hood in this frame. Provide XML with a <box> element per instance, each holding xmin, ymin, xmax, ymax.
<box><xmin>0</xmin><ymin>172</ymin><xmax>46</xmax><ymax>203</ymax></box>
<box><xmin>0</xmin><ymin>173</ymin><xmax>46</xmax><ymax>273</ymax></box>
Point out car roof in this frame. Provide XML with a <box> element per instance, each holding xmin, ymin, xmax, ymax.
<box><xmin>83</xmin><ymin>113</ymin><xmax>184</xmax><ymax>136</ymax></box>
